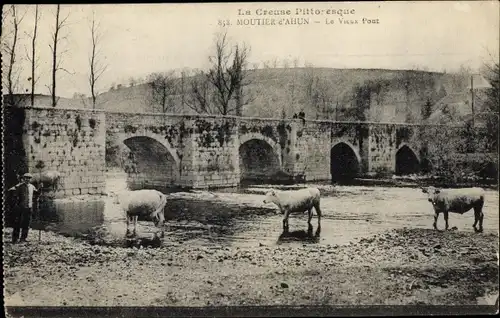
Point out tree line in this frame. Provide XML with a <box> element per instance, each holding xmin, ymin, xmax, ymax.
<box><xmin>2</xmin><ymin>5</ymin><xmax>106</xmax><ymax>110</ymax></box>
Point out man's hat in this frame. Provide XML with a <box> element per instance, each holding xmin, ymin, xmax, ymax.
<box><xmin>22</xmin><ymin>173</ymin><xmax>33</xmax><ymax>179</ymax></box>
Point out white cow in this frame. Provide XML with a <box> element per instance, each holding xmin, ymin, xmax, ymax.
<box><xmin>263</xmin><ymin>187</ymin><xmax>322</xmax><ymax>231</ymax></box>
<box><xmin>112</xmin><ymin>189</ymin><xmax>168</xmax><ymax>238</ymax></box>
<box><xmin>31</xmin><ymin>170</ymin><xmax>61</xmax><ymax>191</ymax></box>
<box><xmin>422</xmin><ymin>186</ymin><xmax>486</xmax><ymax>232</ymax></box>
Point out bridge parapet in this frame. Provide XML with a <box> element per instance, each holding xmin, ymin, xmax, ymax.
<box><xmin>15</xmin><ymin>108</ymin><xmax>495</xmax><ymax>195</ymax></box>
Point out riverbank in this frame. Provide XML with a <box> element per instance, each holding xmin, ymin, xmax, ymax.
<box><xmin>3</xmin><ymin>226</ymin><xmax>498</xmax><ymax>309</ymax></box>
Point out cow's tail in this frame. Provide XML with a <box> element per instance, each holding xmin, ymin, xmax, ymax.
<box><xmin>152</xmin><ymin>193</ymin><xmax>168</xmax><ymax>221</ymax></box>
<box><xmin>312</xmin><ymin>188</ymin><xmax>322</xmax><ymax>217</ymax></box>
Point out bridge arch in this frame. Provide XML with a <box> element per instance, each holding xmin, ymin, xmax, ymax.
<box><xmin>115</xmin><ymin>133</ymin><xmax>181</xmax><ymax>190</ymax></box>
<box><xmin>330</xmin><ymin>141</ymin><xmax>361</xmax><ymax>183</ymax></box>
<box><xmin>238</xmin><ymin>133</ymin><xmax>282</xmax><ymax>183</ymax></box>
<box><xmin>395</xmin><ymin>143</ymin><xmax>420</xmax><ymax>176</ymax></box>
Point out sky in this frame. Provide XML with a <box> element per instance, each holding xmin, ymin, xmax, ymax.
<box><xmin>2</xmin><ymin>1</ymin><xmax>499</xmax><ymax>98</ymax></box>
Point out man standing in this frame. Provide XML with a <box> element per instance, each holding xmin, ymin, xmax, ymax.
<box><xmin>8</xmin><ymin>173</ymin><xmax>40</xmax><ymax>243</ymax></box>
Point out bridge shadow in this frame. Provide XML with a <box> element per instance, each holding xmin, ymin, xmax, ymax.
<box><xmin>277</xmin><ymin>224</ymin><xmax>321</xmax><ymax>244</ymax></box>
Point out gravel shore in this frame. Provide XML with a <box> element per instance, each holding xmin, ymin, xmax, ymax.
<box><xmin>3</xmin><ymin>226</ymin><xmax>498</xmax><ymax>307</ymax></box>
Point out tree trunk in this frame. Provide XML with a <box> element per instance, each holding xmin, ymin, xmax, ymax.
<box><xmin>51</xmin><ymin>5</ymin><xmax>60</xmax><ymax>107</ymax></box>
<box><xmin>7</xmin><ymin>5</ymin><xmax>19</xmax><ymax>106</ymax></box>
<box><xmin>31</xmin><ymin>5</ymin><xmax>39</xmax><ymax>107</ymax></box>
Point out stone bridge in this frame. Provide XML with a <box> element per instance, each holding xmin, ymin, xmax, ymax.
<box><xmin>7</xmin><ymin>107</ymin><xmax>472</xmax><ymax>198</ymax></box>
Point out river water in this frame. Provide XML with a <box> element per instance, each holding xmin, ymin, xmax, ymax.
<box><xmin>42</xmin><ymin>171</ymin><xmax>499</xmax><ymax>249</ymax></box>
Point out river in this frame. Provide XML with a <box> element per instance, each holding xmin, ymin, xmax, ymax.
<box><xmin>45</xmin><ymin>171</ymin><xmax>499</xmax><ymax>249</ymax></box>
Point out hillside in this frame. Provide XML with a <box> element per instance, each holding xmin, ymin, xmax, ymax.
<box><xmin>94</xmin><ymin>67</ymin><xmax>475</xmax><ymax>123</ymax></box>
<box><xmin>6</xmin><ymin>68</ymin><xmax>483</xmax><ymax>124</ymax></box>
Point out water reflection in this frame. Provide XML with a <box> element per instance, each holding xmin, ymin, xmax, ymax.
<box><xmin>277</xmin><ymin>224</ymin><xmax>321</xmax><ymax>244</ymax></box>
<box><xmin>31</xmin><ymin>172</ymin><xmax>498</xmax><ymax>249</ymax></box>
<box><xmin>36</xmin><ymin>199</ymin><xmax>106</xmax><ymax>237</ymax></box>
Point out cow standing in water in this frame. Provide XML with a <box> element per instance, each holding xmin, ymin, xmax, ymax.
<box><xmin>422</xmin><ymin>186</ymin><xmax>486</xmax><ymax>232</ymax></box>
<box><xmin>263</xmin><ymin>187</ymin><xmax>322</xmax><ymax>232</ymax></box>
<box><xmin>112</xmin><ymin>189</ymin><xmax>168</xmax><ymax>238</ymax></box>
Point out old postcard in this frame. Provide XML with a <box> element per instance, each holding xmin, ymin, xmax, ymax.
<box><xmin>2</xmin><ymin>1</ymin><xmax>499</xmax><ymax>317</ymax></box>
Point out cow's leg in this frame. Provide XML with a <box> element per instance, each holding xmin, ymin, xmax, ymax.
<box><xmin>133</xmin><ymin>216</ymin><xmax>138</xmax><ymax>236</ymax></box>
<box><xmin>158</xmin><ymin>220</ymin><xmax>166</xmax><ymax>238</ymax></box>
<box><xmin>307</xmin><ymin>208</ymin><xmax>313</xmax><ymax>225</ymax></box>
<box><xmin>314</xmin><ymin>202</ymin><xmax>322</xmax><ymax>227</ymax></box>
<box><xmin>477</xmin><ymin>207</ymin><xmax>484</xmax><ymax>233</ymax></box>
<box><xmin>126</xmin><ymin>215</ymin><xmax>132</xmax><ymax>237</ymax></box>
<box><xmin>282</xmin><ymin>210</ymin><xmax>290</xmax><ymax>232</ymax></box>
<box><xmin>433</xmin><ymin>212</ymin><xmax>439</xmax><ymax>230</ymax></box>
<box><xmin>443</xmin><ymin>211</ymin><xmax>449</xmax><ymax>231</ymax></box>
<box><xmin>473</xmin><ymin>208</ymin><xmax>480</xmax><ymax>232</ymax></box>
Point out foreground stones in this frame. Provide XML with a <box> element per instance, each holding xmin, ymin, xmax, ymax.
<box><xmin>3</xmin><ymin>227</ymin><xmax>498</xmax><ymax>307</ymax></box>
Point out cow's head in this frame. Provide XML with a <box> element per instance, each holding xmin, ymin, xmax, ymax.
<box><xmin>152</xmin><ymin>210</ymin><xmax>166</xmax><ymax>227</ymax></box>
<box><xmin>263</xmin><ymin>189</ymin><xmax>278</xmax><ymax>205</ymax></box>
<box><xmin>421</xmin><ymin>186</ymin><xmax>441</xmax><ymax>203</ymax></box>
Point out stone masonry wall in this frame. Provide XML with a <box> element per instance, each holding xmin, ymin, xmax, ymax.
<box><xmin>106</xmin><ymin>112</ymin><xmax>194</xmax><ymax>188</ymax></box>
<box><xmin>238</xmin><ymin>117</ymin><xmax>288</xmax><ymax>172</ymax></box>
<box><xmin>294</xmin><ymin>121</ymin><xmax>371</xmax><ymax>182</ymax></box>
<box><xmin>25</xmin><ymin>107</ymin><xmax>106</xmax><ymax>198</ymax></box>
<box><xmin>368</xmin><ymin>124</ymin><xmax>397</xmax><ymax>174</ymax></box>
<box><xmin>22</xmin><ymin>108</ymin><xmax>491</xmax><ymax>193</ymax></box>
<box><xmin>294</xmin><ymin>121</ymin><xmax>331</xmax><ymax>181</ymax></box>
<box><xmin>190</xmin><ymin>117</ymin><xmax>240</xmax><ymax>189</ymax></box>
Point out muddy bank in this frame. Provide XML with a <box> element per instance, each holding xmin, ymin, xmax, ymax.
<box><xmin>351</xmin><ymin>177</ymin><xmax>498</xmax><ymax>190</ymax></box>
<box><xmin>3</xmin><ymin>227</ymin><xmax>498</xmax><ymax>309</ymax></box>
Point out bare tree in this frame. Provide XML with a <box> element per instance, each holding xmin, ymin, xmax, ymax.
<box><xmin>451</xmin><ymin>65</ymin><xmax>472</xmax><ymax>92</ymax></box>
<box><xmin>292</xmin><ymin>57</ymin><xmax>300</xmax><ymax>68</ymax></box>
<box><xmin>2</xmin><ymin>5</ymin><xmax>26</xmax><ymax>107</ymax></box>
<box><xmin>302</xmin><ymin>67</ymin><xmax>321</xmax><ymax>118</ymax></box>
<box><xmin>272</xmin><ymin>57</ymin><xmax>279</xmax><ymax>68</ymax></box>
<box><xmin>147</xmin><ymin>71</ymin><xmax>177</xmax><ymax>113</ymax></box>
<box><xmin>129</xmin><ymin>77</ymin><xmax>137</xmax><ymax>87</ymax></box>
<box><xmin>49</xmin><ymin>4</ymin><xmax>70</xmax><ymax>107</ymax></box>
<box><xmin>300</xmin><ymin>66</ymin><xmax>336</xmax><ymax>119</ymax></box>
<box><xmin>178</xmin><ymin>69</ymin><xmax>189</xmax><ymax>113</ymax></box>
<box><xmin>88</xmin><ymin>11</ymin><xmax>107</xmax><ymax>109</ymax></box>
<box><xmin>304</xmin><ymin>61</ymin><xmax>314</xmax><ymax>68</ymax></box>
<box><xmin>24</xmin><ymin>4</ymin><xmax>40</xmax><ymax>107</ymax></box>
<box><xmin>286</xmin><ymin>59</ymin><xmax>298</xmax><ymax>117</ymax></box>
<box><xmin>282</xmin><ymin>58</ymin><xmax>290</xmax><ymax>69</ymax></box>
<box><xmin>206</xmin><ymin>31</ymin><xmax>252</xmax><ymax>116</ymax></box>
<box><xmin>232</xmin><ymin>43</ymin><xmax>253</xmax><ymax>116</ymax></box>
<box><xmin>186</xmin><ymin>71</ymin><xmax>215</xmax><ymax>114</ymax></box>
<box><xmin>481</xmin><ymin>59</ymin><xmax>499</xmax><ymax>152</ymax></box>
<box><xmin>252</xmin><ymin>62</ymin><xmax>259</xmax><ymax>70</ymax></box>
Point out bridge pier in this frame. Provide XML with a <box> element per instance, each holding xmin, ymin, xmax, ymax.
<box><xmin>6</xmin><ymin>107</ymin><xmax>106</xmax><ymax>198</ymax></box>
<box><xmin>15</xmin><ymin>107</ymin><xmax>490</xmax><ymax>196</ymax></box>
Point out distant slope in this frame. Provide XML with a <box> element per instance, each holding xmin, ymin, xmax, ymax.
<box><xmin>4</xmin><ymin>94</ymin><xmax>89</xmax><ymax>109</ymax></box>
<box><xmin>428</xmin><ymin>90</ymin><xmax>489</xmax><ymax>125</ymax></box>
<box><xmin>6</xmin><ymin>68</ymin><xmax>476</xmax><ymax>124</ymax></box>
<box><xmin>95</xmin><ymin>67</ymin><xmax>470</xmax><ymax>123</ymax></box>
